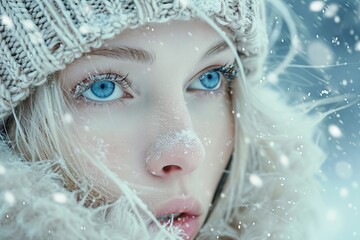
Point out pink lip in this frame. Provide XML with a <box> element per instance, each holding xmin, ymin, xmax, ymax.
<box><xmin>154</xmin><ymin>197</ymin><xmax>202</xmax><ymax>240</ymax></box>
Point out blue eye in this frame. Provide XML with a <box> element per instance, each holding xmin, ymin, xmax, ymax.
<box><xmin>91</xmin><ymin>81</ymin><xmax>115</xmax><ymax>98</ymax></box>
<box><xmin>83</xmin><ymin>80</ymin><xmax>125</xmax><ymax>102</ymax></box>
<box><xmin>200</xmin><ymin>71</ymin><xmax>221</xmax><ymax>89</ymax></box>
<box><xmin>188</xmin><ymin>70</ymin><xmax>222</xmax><ymax>91</ymax></box>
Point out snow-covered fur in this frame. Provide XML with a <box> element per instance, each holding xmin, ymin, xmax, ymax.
<box><xmin>0</xmin><ymin>141</ymin><xmax>182</xmax><ymax>240</ymax></box>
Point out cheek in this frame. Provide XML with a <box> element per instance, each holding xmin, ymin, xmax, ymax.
<box><xmin>68</xmin><ymin>111</ymin><xmax>148</xmax><ymax>189</ymax></box>
<box><xmin>190</xmin><ymin>94</ymin><xmax>234</xmax><ymax>152</ymax></box>
<box><xmin>189</xmin><ymin>94</ymin><xmax>234</xmax><ymax>188</ymax></box>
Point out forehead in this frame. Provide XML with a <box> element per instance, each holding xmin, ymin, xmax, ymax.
<box><xmin>103</xmin><ymin>20</ymin><xmax>225</xmax><ymax>51</ymax></box>
<box><xmin>63</xmin><ymin>19</ymin><xmax>234</xmax><ymax>82</ymax></box>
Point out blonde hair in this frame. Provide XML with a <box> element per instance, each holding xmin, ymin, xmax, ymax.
<box><xmin>4</xmin><ymin>0</ymin><xmax>326</xmax><ymax>239</ymax></box>
<box><xmin>191</xmin><ymin>2</ymin><xmax>325</xmax><ymax>239</ymax></box>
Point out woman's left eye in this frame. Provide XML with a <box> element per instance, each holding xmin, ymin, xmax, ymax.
<box><xmin>188</xmin><ymin>70</ymin><xmax>222</xmax><ymax>91</ymax></box>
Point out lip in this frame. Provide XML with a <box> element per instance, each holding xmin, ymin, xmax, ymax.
<box><xmin>153</xmin><ymin>197</ymin><xmax>202</xmax><ymax>240</ymax></box>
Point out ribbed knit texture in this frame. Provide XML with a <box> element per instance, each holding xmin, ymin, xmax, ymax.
<box><xmin>0</xmin><ymin>0</ymin><xmax>265</xmax><ymax>120</ymax></box>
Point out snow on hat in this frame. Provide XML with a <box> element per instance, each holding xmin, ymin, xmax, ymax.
<box><xmin>0</xmin><ymin>0</ymin><xmax>266</xmax><ymax>121</ymax></box>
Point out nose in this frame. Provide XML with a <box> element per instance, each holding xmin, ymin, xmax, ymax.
<box><xmin>145</xmin><ymin>93</ymin><xmax>205</xmax><ymax>178</ymax></box>
<box><xmin>145</xmin><ymin>129</ymin><xmax>205</xmax><ymax>177</ymax></box>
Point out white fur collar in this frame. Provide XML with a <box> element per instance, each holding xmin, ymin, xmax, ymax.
<box><xmin>0</xmin><ymin>141</ymin><xmax>181</xmax><ymax>240</ymax></box>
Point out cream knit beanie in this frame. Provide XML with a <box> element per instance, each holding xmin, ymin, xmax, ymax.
<box><xmin>0</xmin><ymin>0</ymin><xmax>266</xmax><ymax>121</ymax></box>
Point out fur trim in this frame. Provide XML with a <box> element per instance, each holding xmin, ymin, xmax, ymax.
<box><xmin>0</xmin><ymin>141</ymin><xmax>182</xmax><ymax>240</ymax></box>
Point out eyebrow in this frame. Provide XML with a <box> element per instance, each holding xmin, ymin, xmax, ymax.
<box><xmin>200</xmin><ymin>40</ymin><xmax>230</xmax><ymax>61</ymax></box>
<box><xmin>84</xmin><ymin>46</ymin><xmax>157</xmax><ymax>63</ymax></box>
<box><xmin>84</xmin><ymin>40</ymin><xmax>229</xmax><ymax>63</ymax></box>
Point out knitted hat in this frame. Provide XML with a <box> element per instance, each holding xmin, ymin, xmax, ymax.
<box><xmin>0</xmin><ymin>0</ymin><xmax>266</xmax><ymax>121</ymax></box>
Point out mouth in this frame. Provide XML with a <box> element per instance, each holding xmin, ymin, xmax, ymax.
<box><xmin>153</xmin><ymin>197</ymin><xmax>202</xmax><ymax>240</ymax></box>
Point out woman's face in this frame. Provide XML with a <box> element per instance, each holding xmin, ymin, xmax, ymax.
<box><xmin>62</xmin><ymin>20</ymin><xmax>235</xmax><ymax>239</ymax></box>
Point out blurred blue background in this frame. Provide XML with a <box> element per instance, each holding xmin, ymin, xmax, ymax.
<box><xmin>269</xmin><ymin>1</ymin><xmax>359</xmax><ymax>239</ymax></box>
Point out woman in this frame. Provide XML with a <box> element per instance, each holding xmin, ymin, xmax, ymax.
<box><xmin>0</xmin><ymin>0</ymin><xmax>324</xmax><ymax>239</ymax></box>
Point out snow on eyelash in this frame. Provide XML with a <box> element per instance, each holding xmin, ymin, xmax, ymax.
<box><xmin>70</xmin><ymin>73</ymin><xmax>129</xmax><ymax>99</ymax></box>
<box><xmin>217</xmin><ymin>63</ymin><xmax>239</xmax><ymax>80</ymax></box>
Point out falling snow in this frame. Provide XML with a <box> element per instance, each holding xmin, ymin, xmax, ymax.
<box><xmin>335</xmin><ymin>161</ymin><xmax>353</xmax><ymax>179</ymax></box>
<box><xmin>339</xmin><ymin>187</ymin><xmax>349</xmax><ymax>198</ymax></box>
<box><xmin>328</xmin><ymin>124</ymin><xmax>343</xmax><ymax>138</ymax></box>
<box><xmin>307</xmin><ymin>41</ymin><xmax>334</xmax><ymax>66</ymax></box>
<box><xmin>1</xmin><ymin>15</ymin><xmax>13</xmax><ymax>28</ymax></box>
<box><xmin>62</xmin><ymin>113</ymin><xmax>73</xmax><ymax>124</ymax></box>
<box><xmin>355</xmin><ymin>42</ymin><xmax>360</xmax><ymax>52</ymax></box>
<box><xmin>21</xmin><ymin>19</ymin><xmax>36</xmax><ymax>30</ymax></box>
<box><xmin>249</xmin><ymin>174</ymin><xmax>263</xmax><ymax>188</ymax></box>
<box><xmin>4</xmin><ymin>191</ymin><xmax>15</xmax><ymax>205</ymax></box>
<box><xmin>309</xmin><ymin>1</ymin><xmax>325</xmax><ymax>12</ymax></box>
<box><xmin>279</xmin><ymin>154</ymin><xmax>290</xmax><ymax>168</ymax></box>
<box><xmin>275</xmin><ymin>1</ymin><xmax>359</xmax><ymax>239</ymax></box>
<box><xmin>79</xmin><ymin>24</ymin><xmax>92</xmax><ymax>34</ymax></box>
<box><xmin>0</xmin><ymin>164</ymin><xmax>6</xmax><ymax>175</ymax></box>
<box><xmin>324</xmin><ymin>4</ymin><xmax>339</xmax><ymax>18</ymax></box>
<box><xmin>53</xmin><ymin>193</ymin><xmax>68</xmax><ymax>204</ymax></box>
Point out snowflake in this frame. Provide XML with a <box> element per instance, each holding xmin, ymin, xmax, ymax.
<box><xmin>249</xmin><ymin>174</ymin><xmax>263</xmax><ymax>188</ymax></box>
<box><xmin>53</xmin><ymin>192</ymin><xmax>68</xmax><ymax>204</ymax></box>
<box><xmin>309</xmin><ymin>1</ymin><xmax>325</xmax><ymax>12</ymax></box>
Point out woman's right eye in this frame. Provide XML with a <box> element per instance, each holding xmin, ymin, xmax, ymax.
<box><xmin>73</xmin><ymin>73</ymin><xmax>133</xmax><ymax>102</ymax></box>
<box><xmin>83</xmin><ymin>80</ymin><xmax>124</xmax><ymax>102</ymax></box>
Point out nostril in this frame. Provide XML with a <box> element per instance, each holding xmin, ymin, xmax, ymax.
<box><xmin>163</xmin><ymin>165</ymin><xmax>182</xmax><ymax>173</ymax></box>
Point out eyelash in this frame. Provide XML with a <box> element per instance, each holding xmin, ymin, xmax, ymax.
<box><xmin>191</xmin><ymin>63</ymin><xmax>237</xmax><ymax>96</ymax></box>
<box><xmin>71</xmin><ymin>63</ymin><xmax>238</xmax><ymax>107</ymax></box>
<box><xmin>70</xmin><ymin>70</ymin><xmax>131</xmax><ymax>107</ymax></box>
